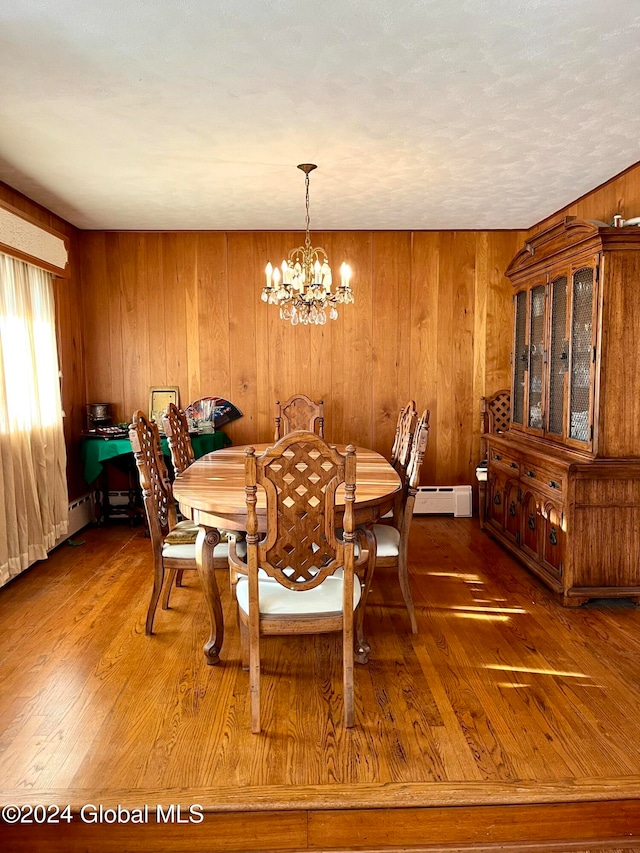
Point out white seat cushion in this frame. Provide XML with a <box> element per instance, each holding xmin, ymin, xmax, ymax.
<box><xmin>236</xmin><ymin>574</ymin><xmax>361</xmax><ymax>616</ymax></box>
<box><xmin>372</xmin><ymin>523</ymin><xmax>401</xmax><ymax>557</ymax></box>
<box><xmin>161</xmin><ymin>540</ymin><xmax>230</xmax><ymax>560</ymax></box>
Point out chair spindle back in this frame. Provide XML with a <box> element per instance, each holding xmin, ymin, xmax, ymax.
<box><xmin>162</xmin><ymin>402</ymin><xmax>195</xmax><ymax>474</ymax></box>
<box><xmin>274</xmin><ymin>395</ymin><xmax>325</xmax><ymax>441</ymax></box>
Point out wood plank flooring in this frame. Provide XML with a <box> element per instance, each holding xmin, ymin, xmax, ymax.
<box><xmin>1</xmin><ymin>517</ymin><xmax>640</xmax><ymax>851</ymax></box>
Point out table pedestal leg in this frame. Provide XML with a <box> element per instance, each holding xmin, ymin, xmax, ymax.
<box><xmin>195</xmin><ymin>527</ymin><xmax>224</xmax><ymax>665</ymax></box>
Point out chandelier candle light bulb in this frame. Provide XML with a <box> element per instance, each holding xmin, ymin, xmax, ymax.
<box><xmin>261</xmin><ymin>164</ymin><xmax>354</xmax><ymax>325</ymax></box>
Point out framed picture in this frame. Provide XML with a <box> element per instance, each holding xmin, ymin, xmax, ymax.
<box><xmin>149</xmin><ymin>387</ymin><xmax>179</xmax><ymax>426</ymax></box>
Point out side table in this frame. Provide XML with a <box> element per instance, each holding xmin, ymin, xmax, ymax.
<box><xmin>80</xmin><ymin>431</ymin><xmax>232</xmax><ymax>525</ymax></box>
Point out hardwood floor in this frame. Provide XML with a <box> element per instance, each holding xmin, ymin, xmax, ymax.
<box><xmin>1</xmin><ymin>517</ymin><xmax>640</xmax><ymax>851</ymax></box>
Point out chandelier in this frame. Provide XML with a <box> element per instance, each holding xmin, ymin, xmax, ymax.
<box><xmin>261</xmin><ymin>164</ymin><xmax>353</xmax><ymax>325</ymax></box>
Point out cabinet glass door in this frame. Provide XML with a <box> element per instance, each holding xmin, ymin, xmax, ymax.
<box><xmin>548</xmin><ymin>275</ymin><xmax>568</xmax><ymax>436</ymax></box>
<box><xmin>527</xmin><ymin>285</ymin><xmax>545</xmax><ymax>430</ymax></box>
<box><xmin>569</xmin><ymin>267</ymin><xmax>594</xmax><ymax>442</ymax></box>
<box><xmin>512</xmin><ymin>290</ymin><xmax>527</xmax><ymax>426</ymax></box>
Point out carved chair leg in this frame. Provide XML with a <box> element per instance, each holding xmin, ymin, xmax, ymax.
<box><xmin>175</xmin><ymin>569</ymin><xmax>185</xmax><ymax>587</ymax></box>
<box><xmin>229</xmin><ymin>568</ymin><xmax>238</xmax><ymax>602</ymax></box>
<box><xmin>479</xmin><ymin>482</ymin><xmax>487</xmax><ymax>530</ymax></box>
<box><xmin>145</xmin><ymin>560</ymin><xmax>166</xmax><ymax>635</ymax></box>
<box><xmin>239</xmin><ymin>617</ymin><xmax>249</xmax><ymax>671</ymax></box>
<box><xmin>249</xmin><ymin>628</ymin><xmax>261</xmax><ymax>734</ymax></box>
<box><xmin>397</xmin><ymin>554</ymin><xmax>418</xmax><ymax>634</ymax></box>
<box><xmin>161</xmin><ymin>569</ymin><xmax>178</xmax><ymax>610</ymax></box>
<box><xmin>343</xmin><ymin>574</ymin><xmax>355</xmax><ymax>729</ymax></box>
<box><xmin>354</xmin><ymin>527</ymin><xmax>376</xmax><ymax>664</ymax></box>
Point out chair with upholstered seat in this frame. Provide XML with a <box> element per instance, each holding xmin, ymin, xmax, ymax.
<box><xmin>160</xmin><ymin>402</ymin><xmax>197</xmax><ymax>592</ymax></box>
<box><xmin>274</xmin><ymin>394</ymin><xmax>324</xmax><ymax>441</ymax></box>
<box><xmin>390</xmin><ymin>400</ymin><xmax>418</xmax><ymax>483</ymax></box>
<box><xmin>477</xmin><ymin>390</ymin><xmax>510</xmax><ymax>529</ymax></box>
<box><xmin>161</xmin><ymin>401</ymin><xmax>232</xmax><ymax>574</ymax></box>
<box><xmin>371</xmin><ymin>409</ymin><xmax>430</xmax><ymax>634</ymax></box>
<box><xmin>129</xmin><ymin>410</ymin><xmax>230</xmax><ymax>633</ymax></box>
<box><xmin>228</xmin><ymin>431</ymin><xmax>369</xmax><ymax>733</ymax></box>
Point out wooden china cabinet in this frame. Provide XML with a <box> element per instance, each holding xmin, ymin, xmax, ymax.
<box><xmin>484</xmin><ymin>217</ymin><xmax>640</xmax><ymax>605</ymax></box>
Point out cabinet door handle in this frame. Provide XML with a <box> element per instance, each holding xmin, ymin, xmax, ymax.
<box><xmin>548</xmin><ymin>480</ymin><xmax>559</xmax><ymax>489</ymax></box>
<box><xmin>526</xmin><ymin>470</ymin><xmax>536</xmax><ymax>478</ymax></box>
<box><xmin>510</xmin><ymin>462</ymin><xmax>518</xmax><ymax>469</ymax></box>
<box><xmin>509</xmin><ymin>501</ymin><xmax>516</xmax><ymax>517</ymax></box>
<box><xmin>495</xmin><ymin>454</ymin><xmax>502</xmax><ymax>461</ymax></box>
<box><xmin>493</xmin><ymin>493</ymin><xmax>501</xmax><ymax>505</ymax></box>
<box><xmin>528</xmin><ymin>513</ymin><xmax>536</xmax><ymax>530</ymax></box>
<box><xmin>549</xmin><ymin>526</ymin><xmax>558</xmax><ymax>546</ymax></box>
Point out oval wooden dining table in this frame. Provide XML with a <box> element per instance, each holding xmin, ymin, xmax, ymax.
<box><xmin>172</xmin><ymin>443</ymin><xmax>402</xmax><ymax>665</ymax></box>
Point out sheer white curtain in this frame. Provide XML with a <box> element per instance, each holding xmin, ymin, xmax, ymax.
<box><xmin>0</xmin><ymin>253</ymin><xmax>68</xmax><ymax>587</ymax></box>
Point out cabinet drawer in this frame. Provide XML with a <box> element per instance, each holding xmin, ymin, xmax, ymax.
<box><xmin>489</xmin><ymin>447</ymin><xmax>520</xmax><ymax>476</ymax></box>
<box><xmin>520</xmin><ymin>461</ymin><xmax>565</xmax><ymax>498</ymax></box>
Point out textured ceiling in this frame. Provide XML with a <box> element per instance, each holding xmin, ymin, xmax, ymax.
<box><xmin>0</xmin><ymin>0</ymin><xmax>639</xmax><ymax>231</ymax></box>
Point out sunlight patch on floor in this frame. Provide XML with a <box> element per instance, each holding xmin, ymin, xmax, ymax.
<box><xmin>427</xmin><ymin>571</ymin><xmax>483</xmax><ymax>582</ymax></box>
<box><xmin>448</xmin><ymin>605</ymin><xmax>526</xmax><ymax>614</ymax></box>
<box><xmin>484</xmin><ymin>664</ymin><xmax>590</xmax><ymax>678</ymax></box>
<box><xmin>451</xmin><ymin>612</ymin><xmax>510</xmax><ymax>622</ymax></box>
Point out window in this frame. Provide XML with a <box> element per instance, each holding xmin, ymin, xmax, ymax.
<box><xmin>0</xmin><ymin>253</ymin><xmax>68</xmax><ymax>586</ymax></box>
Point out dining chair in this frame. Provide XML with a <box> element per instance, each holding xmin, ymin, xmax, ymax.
<box><xmin>161</xmin><ymin>402</ymin><xmax>195</xmax><ymax>475</ymax></box>
<box><xmin>274</xmin><ymin>394</ymin><xmax>324</xmax><ymax>441</ymax></box>
<box><xmin>371</xmin><ymin>409</ymin><xmax>430</xmax><ymax>634</ymax></box>
<box><xmin>228</xmin><ymin>431</ymin><xmax>369</xmax><ymax>733</ymax></box>
<box><xmin>129</xmin><ymin>410</ymin><xmax>230</xmax><ymax>634</ymax></box>
<box><xmin>161</xmin><ymin>401</ymin><xmax>233</xmax><ymax>572</ymax></box>
<box><xmin>390</xmin><ymin>400</ymin><xmax>418</xmax><ymax>483</ymax></box>
<box><xmin>160</xmin><ymin>402</ymin><xmax>197</xmax><ymax>591</ymax></box>
<box><xmin>478</xmin><ymin>390</ymin><xmax>510</xmax><ymax>529</ymax></box>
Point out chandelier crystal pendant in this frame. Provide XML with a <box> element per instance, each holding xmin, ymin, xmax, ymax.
<box><xmin>261</xmin><ymin>164</ymin><xmax>353</xmax><ymax>326</ymax></box>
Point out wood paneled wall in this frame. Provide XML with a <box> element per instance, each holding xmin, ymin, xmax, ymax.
<box><xmin>0</xmin><ymin>182</ymin><xmax>86</xmax><ymax>500</ymax></box>
<box><xmin>5</xmin><ymin>158</ymin><xmax>638</xmax><ymax>501</ymax></box>
<box><xmin>529</xmin><ymin>160</ymin><xmax>640</xmax><ymax>236</ymax></box>
<box><xmin>79</xmin><ymin>230</ymin><xmax>523</xmax><ymax>487</ymax></box>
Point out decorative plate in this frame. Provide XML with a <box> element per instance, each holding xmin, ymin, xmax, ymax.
<box><xmin>184</xmin><ymin>396</ymin><xmax>243</xmax><ymax>428</ymax></box>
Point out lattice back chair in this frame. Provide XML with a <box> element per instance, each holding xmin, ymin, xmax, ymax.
<box><xmin>129</xmin><ymin>411</ymin><xmax>229</xmax><ymax>633</ymax></box>
<box><xmin>371</xmin><ymin>409</ymin><xmax>430</xmax><ymax>634</ymax></box>
<box><xmin>161</xmin><ymin>402</ymin><xmax>195</xmax><ymax>475</ymax></box>
<box><xmin>228</xmin><ymin>431</ymin><xmax>365</xmax><ymax>733</ymax></box>
<box><xmin>274</xmin><ymin>394</ymin><xmax>324</xmax><ymax>441</ymax></box>
<box><xmin>480</xmin><ymin>389</ymin><xmax>511</xmax><ymax>457</ymax></box>
<box><xmin>390</xmin><ymin>400</ymin><xmax>418</xmax><ymax>483</ymax></box>
<box><xmin>478</xmin><ymin>390</ymin><xmax>510</xmax><ymax>529</ymax></box>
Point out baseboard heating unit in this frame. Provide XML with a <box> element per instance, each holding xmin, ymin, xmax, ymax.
<box><xmin>28</xmin><ymin>494</ymin><xmax>93</xmax><ymax>568</ymax></box>
<box><xmin>414</xmin><ymin>485</ymin><xmax>472</xmax><ymax>517</ymax></box>
<box><xmin>60</xmin><ymin>493</ymin><xmax>93</xmax><ymax>542</ymax></box>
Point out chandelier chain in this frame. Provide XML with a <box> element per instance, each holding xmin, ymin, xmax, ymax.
<box><xmin>304</xmin><ymin>172</ymin><xmax>312</xmax><ymax>252</ymax></box>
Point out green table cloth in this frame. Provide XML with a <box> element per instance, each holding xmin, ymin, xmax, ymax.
<box><xmin>80</xmin><ymin>431</ymin><xmax>232</xmax><ymax>484</ymax></box>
